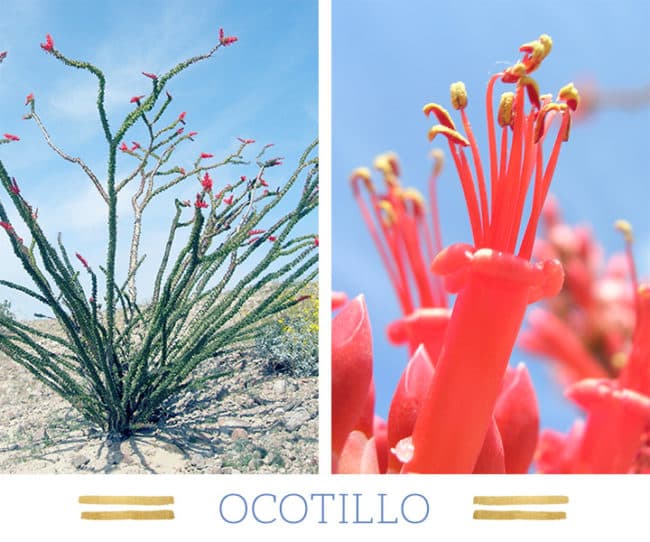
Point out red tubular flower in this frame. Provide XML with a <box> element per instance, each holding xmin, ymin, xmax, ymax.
<box><xmin>237</xmin><ymin>137</ymin><xmax>255</xmax><ymax>144</ymax></box>
<box><xmin>260</xmin><ymin>179</ymin><xmax>269</xmax><ymax>187</ymax></box>
<box><xmin>178</xmin><ymin>167</ymin><xmax>186</xmax><ymax>176</ymax></box>
<box><xmin>25</xmin><ymin>93</ymin><xmax>34</xmax><ymax>106</ymax></box>
<box><xmin>0</xmin><ymin>221</ymin><xmax>13</xmax><ymax>233</ymax></box>
<box><xmin>403</xmin><ymin>34</ymin><xmax>577</xmax><ymax>473</ymax></box>
<box><xmin>76</xmin><ymin>252</ymin><xmax>90</xmax><ymax>269</ymax></box>
<box><xmin>219</xmin><ymin>28</ymin><xmax>238</xmax><ymax>46</ymax></box>
<box><xmin>200</xmin><ymin>172</ymin><xmax>213</xmax><ymax>192</ymax></box>
<box><xmin>194</xmin><ymin>193</ymin><xmax>208</xmax><ymax>209</ymax></box>
<box><xmin>40</xmin><ymin>34</ymin><xmax>54</xmax><ymax>52</ymax></box>
<box><xmin>176</xmin><ymin>128</ymin><xmax>184</xmax><ymax>136</ymax></box>
<box><xmin>535</xmin><ymin>223</ymin><xmax>650</xmax><ymax>474</ymax></box>
<box><xmin>332</xmin><ymin>295</ymin><xmax>374</xmax><ymax>471</ymax></box>
<box><xmin>178</xmin><ymin>112</ymin><xmax>187</xmax><ymax>123</ymax></box>
<box><xmin>200</xmin><ymin>152</ymin><xmax>214</xmax><ymax>159</ymax></box>
<box><xmin>131</xmin><ymin>141</ymin><xmax>141</xmax><ymax>151</ymax></box>
<box><xmin>119</xmin><ymin>142</ymin><xmax>129</xmax><ymax>152</ymax></box>
<box><xmin>223</xmin><ymin>195</ymin><xmax>233</xmax><ymax>205</ymax></box>
<box><xmin>142</xmin><ymin>72</ymin><xmax>158</xmax><ymax>80</ymax></box>
<box><xmin>130</xmin><ymin>95</ymin><xmax>145</xmax><ymax>104</ymax></box>
<box><xmin>3</xmin><ymin>134</ymin><xmax>20</xmax><ymax>142</ymax></box>
<box><xmin>0</xmin><ymin>51</ymin><xmax>7</xmax><ymax>63</ymax></box>
<box><xmin>565</xmin><ymin>377</ymin><xmax>650</xmax><ymax>473</ymax></box>
<box><xmin>9</xmin><ymin>177</ymin><xmax>20</xmax><ymax>195</ymax></box>
<box><xmin>189</xmin><ymin>131</ymin><xmax>198</xmax><ymax>138</ymax></box>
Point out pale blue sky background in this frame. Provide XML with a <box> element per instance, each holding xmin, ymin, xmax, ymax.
<box><xmin>333</xmin><ymin>0</ymin><xmax>650</xmax><ymax>439</ymax></box>
<box><xmin>0</xmin><ymin>0</ymin><xmax>317</xmax><ymax>316</ymax></box>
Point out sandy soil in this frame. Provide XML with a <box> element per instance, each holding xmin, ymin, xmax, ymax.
<box><xmin>0</xmin><ymin>339</ymin><xmax>318</xmax><ymax>474</ymax></box>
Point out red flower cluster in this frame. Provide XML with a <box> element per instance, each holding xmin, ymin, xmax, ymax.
<box><xmin>40</xmin><ymin>34</ymin><xmax>54</xmax><ymax>52</ymax></box>
<box><xmin>3</xmin><ymin>133</ymin><xmax>20</xmax><ymax>142</ymax></box>
<box><xmin>522</xmin><ymin>207</ymin><xmax>650</xmax><ymax>474</ymax></box>
<box><xmin>201</xmin><ymin>172</ymin><xmax>213</xmax><ymax>192</ymax></box>
<box><xmin>333</xmin><ymin>35</ymin><xmax>580</xmax><ymax>474</ymax></box>
<box><xmin>218</xmin><ymin>28</ymin><xmax>238</xmax><ymax>47</ymax></box>
<box><xmin>9</xmin><ymin>177</ymin><xmax>20</xmax><ymax>195</ymax></box>
<box><xmin>76</xmin><ymin>252</ymin><xmax>90</xmax><ymax>270</ymax></box>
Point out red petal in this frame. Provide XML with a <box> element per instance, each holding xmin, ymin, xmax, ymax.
<box><xmin>331</xmin><ymin>295</ymin><xmax>374</xmax><ymax>459</ymax></box>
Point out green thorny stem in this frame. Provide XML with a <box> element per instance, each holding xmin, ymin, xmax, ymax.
<box><xmin>0</xmin><ymin>37</ymin><xmax>319</xmax><ymax>437</ymax></box>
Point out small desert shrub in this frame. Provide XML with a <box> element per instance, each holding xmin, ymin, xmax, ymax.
<box><xmin>0</xmin><ymin>300</ymin><xmax>13</xmax><ymax>320</ymax></box>
<box><xmin>255</xmin><ymin>286</ymin><xmax>318</xmax><ymax>377</ymax></box>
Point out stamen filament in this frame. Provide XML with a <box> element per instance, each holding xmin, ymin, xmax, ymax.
<box><xmin>460</xmin><ymin>108</ymin><xmax>490</xmax><ymax>241</ymax></box>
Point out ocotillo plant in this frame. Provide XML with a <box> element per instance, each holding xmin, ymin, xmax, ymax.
<box><xmin>0</xmin><ymin>31</ymin><xmax>318</xmax><ymax>438</ymax></box>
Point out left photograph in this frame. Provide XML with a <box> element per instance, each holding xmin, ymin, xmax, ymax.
<box><xmin>0</xmin><ymin>0</ymin><xmax>318</xmax><ymax>474</ymax></box>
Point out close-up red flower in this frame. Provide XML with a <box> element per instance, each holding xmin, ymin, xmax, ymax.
<box><xmin>332</xmin><ymin>34</ymin><xmax>584</xmax><ymax>475</ymax></box>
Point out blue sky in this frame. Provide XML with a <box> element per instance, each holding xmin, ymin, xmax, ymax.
<box><xmin>332</xmin><ymin>0</ymin><xmax>650</xmax><ymax>438</ymax></box>
<box><xmin>0</xmin><ymin>0</ymin><xmax>318</xmax><ymax>317</ymax></box>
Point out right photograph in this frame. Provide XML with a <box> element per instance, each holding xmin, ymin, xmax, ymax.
<box><xmin>331</xmin><ymin>0</ymin><xmax>650</xmax><ymax>473</ymax></box>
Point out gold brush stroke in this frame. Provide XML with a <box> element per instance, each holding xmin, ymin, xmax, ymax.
<box><xmin>473</xmin><ymin>510</ymin><xmax>566</xmax><ymax>520</ymax></box>
<box><xmin>473</xmin><ymin>495</ymin><xmax>569</xmax><ymax>506</ymax></box>
<box><xmin>78</xmin><ymin>496</ymin><xmax>174</xmax><ymax>505</ymax></box>
<box><xmin>81</xmin><ymin>510</ymin><xmax>174</xmax><ymax>521</ymax></box>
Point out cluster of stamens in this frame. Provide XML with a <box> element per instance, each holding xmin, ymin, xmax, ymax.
<box><xmin>422</xmin><ymin>34</ymin><xmax>580</xmax><ymax>259</ymax></box>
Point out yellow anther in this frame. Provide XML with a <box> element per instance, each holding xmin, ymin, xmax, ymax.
<box><xmin>502</xmin><ymin>61</ymin><xmax>527</xmax><ymax>83</ymax></box>
<box><xmin>400</xmin><ymin>187</ymin><xmax>426</xmax><ymax>214</ymax></box>
<box><xmin>430</xmin><ymin>149</ymin><xmax>444</xmax><ymax>178</ymax></box>
<box><xmin>614</xmin><ymin>219</ymin><xmax>634</xmax><ymax>243</ymax></box>
<box><xmin>534</xmin><ymin>102</ymin><xmax>565</xmax><ymax>143</ymax></box>
<box><xmin>539</xmin><ymin>34</ymin><xmax>553</xmax><ymax>56</ymax></box>
<box><xmin>497</xmin><ymin>92</ymin><xmax>515</xmax><ymax>127</ymax></box>
<box><xmin>519</xmin><ymin>34</ymin><xmax>552</xmax><ymax>74</ymax></box>
<box><xmin>450</xmin><ymin>81</ymin><xmax>468</xmax><ymax>110</ymax></box>
<box><xmin>350</xmin><ymin>167</ymin><xmax>374</xmax><ymax>193</ymax></box>
<box><xmin>519</xmin><ymin>39</ymin><xmax>546</xmax><ymax>62</ymax></box>
<box><xmin>423</xmin><ymin>103</ymin><xmax>456</xmax><ymax>130</ymax></box>
<box><xmin>558</xmin><ymin>82</ymin><xmax>580</xmax><ymax>111</ymax></box>
<box><xmin>428</xmin><ymin>125</ymin><xmax>470</xmax><ymax>146</ymax></box>
<box><xmin>611</xmin><ymin>352</ymin><xmax>628</xmax><ymax>370</ymax></box>
<box><xmin>378</xmin><ymin>200</ymin><xmax>396</xmax><ymax>226</ymax></box>
<box><xmin>374</xmin><ymin>151</ymin><xmax>400</xmax><ymax>179</ymax></box>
